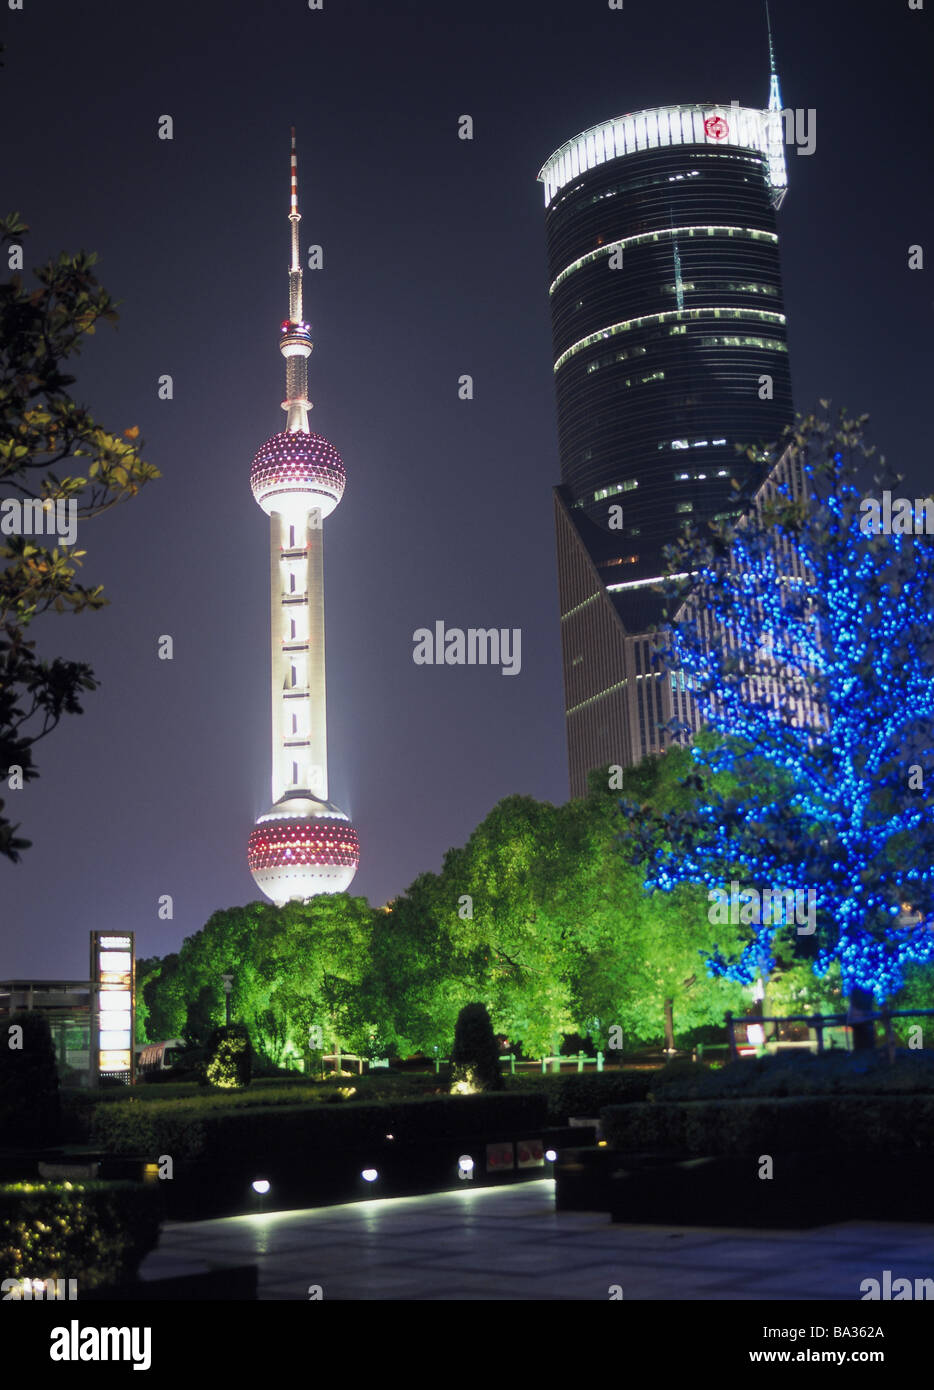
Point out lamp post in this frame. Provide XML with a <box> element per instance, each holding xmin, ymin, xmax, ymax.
<box><xmin>221</xmin><ymin>974</ymin><xmax>233</xmax><ymax>1028</ymax></box>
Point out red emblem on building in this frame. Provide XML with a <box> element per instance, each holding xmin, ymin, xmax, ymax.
<box><xmin>704</xmin><ymin>114</ymin><xmax>729</xmax><ymax>140</ymax></box>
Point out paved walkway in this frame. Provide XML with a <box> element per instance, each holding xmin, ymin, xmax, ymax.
<box><xmin>137</xmin><ymin>1181</ymin><xmax>934</xmax><ymax>1300</ymax></box>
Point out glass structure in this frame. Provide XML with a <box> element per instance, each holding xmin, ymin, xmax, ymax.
<box><xmin>538</xmin><ymin>95</ymin><xmax>795</xmax><ymax>794</ymax></box>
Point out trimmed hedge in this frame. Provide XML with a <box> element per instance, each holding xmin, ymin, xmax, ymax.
<box><xmin>602</xmin><ymin>1093</ymin><xmax>934</xmax><ymax>1157</ymax></box>
<box><xmin>88</xmin><ymin>1090</ymin><xmax>549</xmax><ymax>1162</ymax></box>
<box><xmin>504</xmin><ymin>1069</ymin><xmax>658</xmax><ymax>1123</ymax></box>
<box><xmin>0</xmin><ymin>1181</ymin><xmax>162</xmax><ymax>1290</ymax></box>
<box><xmin>649</xmin><ymin>1051</ymin><xmax>934</xmax><ymax>1101</ymax></box>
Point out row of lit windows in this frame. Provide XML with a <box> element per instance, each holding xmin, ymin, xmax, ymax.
<box><xmin>661</xmin><ymin>437</ymin><xmax>728</xmax><ymax>451</ymax></box>
<box><xmin>565</xmin><ymin>676</ymin><xmax>629</xmax><ymax>718</ymax></box>
<box><xmin>697</xmin><ymin>334</ymin><xmax>788</xmax><ymax>351</ymax></box>
<box><xmin>555</xmin><ymin>306</ymin><xmax>786</xmax><ymax>372</ymax></box>
<box><xmin>557</xmin><ymin>150</ymin><xmax>767</xmax><ymax>217</ymax></box>
<box><xmin>586</xmin><ymin>344</ymin><xmax>648</xmax><ymax>374</ymax></box>
<box><xmin>594</xmin><ymin>478</ymin><xmax>639</xmax><ymax>501</ymax></box>
<box><xmin>548</xmin><ymin>224</ymin><xmax>779</xmax><ymax>295</ymax></box>
<box><xmin>674</xmin><ymin>468</ymin><xmax>730</xmax><ymax>480</ymax></box>
<box><xmin>661</xmin><ymin>279</ymin><xmax>779</xmax><ymax>297</ymax></box>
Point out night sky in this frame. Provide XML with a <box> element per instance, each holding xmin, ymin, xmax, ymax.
<box><xmin>2</xmin><ymin>0</ymin><xmax>931</xmax><ymax>979</ymax></box>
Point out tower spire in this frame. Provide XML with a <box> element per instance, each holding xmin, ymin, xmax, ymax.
<box><xmin>764</xmin><ymin>2</ymin><xmax>787</xmax><ymax>207</ymax></box>
<box><xmin>765</xmin><ymin>1</ymin><xmax>782</xmax><ymax>112</ymax></box>
<box><xmin>280</xmin><ymin>127</ymin><xmax>313</xmax><ymax>432</ymax></box>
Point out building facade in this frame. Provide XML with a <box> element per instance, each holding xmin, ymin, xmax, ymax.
<box><xmin>539</xmin><ymin>95</ymin><xmax>795</xmax><ymax>795</ymax></box>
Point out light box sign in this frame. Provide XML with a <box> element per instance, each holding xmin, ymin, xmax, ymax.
<box><xmin>90</xmin><ymin>931</ymin><xmax>135</xmax><ymax>1083</ymax></box>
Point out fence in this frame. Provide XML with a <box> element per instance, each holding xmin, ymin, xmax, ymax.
<box><xmin>723</xmin><ymin>1007</ymin><xmax>934</xmax><ymax>1062</ymax></box>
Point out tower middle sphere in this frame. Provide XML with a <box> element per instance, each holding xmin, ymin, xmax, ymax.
<box><xmin>250</xmin><ymin>430</ymin><xmax>346</xmax><ymax>519</ymax></box>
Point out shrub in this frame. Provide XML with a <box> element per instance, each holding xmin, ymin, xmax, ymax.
<box><xmin>88</xmin><ymin>1090</ymin><xmax>548</xmax><ymax>1162</ymax></box>
<box><xmin>204</xmin><ymin>1025</ymin><xmax>252</xmax><ymax>1090</ymax></box>
<box><xmin>601</xmin><ymin>1093</ymin><xmax>934</xmax><ymax>1156</ymax></box>
<box><xmin>450</xmin><ymin>1004</ymin><xmax>503</xmax><ymax>1093</ymax></box>
<box><xmin>0</xmin><ymin>1181</ymin><xmax>162</xmax><ymax>1290</ymax></box>
<box><xmin>649</xmin><ymin>1050</ymin><xmax>934</xmax><ymax>1101</ymax></box>
<box><xmin>0</xmin><ymin>1012</ymin><xmax>62</xmax><ymax>1146</ymax></box>
<box><xmin>647</xmin><ymin>1058</ymin><xmax>711</xmax><ymax>1098</ymax></box>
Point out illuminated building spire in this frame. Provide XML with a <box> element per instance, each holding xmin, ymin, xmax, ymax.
<box><xmin>281</xmin><ymin>127</ymin><xmax>313</xmax><ymax>433</ymax></box>
<box><xmin>764</xmin><ymin>2</ymin><xmax>788</xmax><ymax>207</ymax></box>
<box><xmin>766</xmin><ymin>1</ymin><xmax>783</xmax><ymax>113</ymax></box>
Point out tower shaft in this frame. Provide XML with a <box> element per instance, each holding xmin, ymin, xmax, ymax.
<box><xmin>268</xmin><ymin>510</ymin><xmax>328</xmax><ymax>804</ymax></box>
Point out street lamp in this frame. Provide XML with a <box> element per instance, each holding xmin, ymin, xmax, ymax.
<box><xmin>221</xmin><ymin>973</ymin><xmax>233</xmax><ymax>1027</ymax></box>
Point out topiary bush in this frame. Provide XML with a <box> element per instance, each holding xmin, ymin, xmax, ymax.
<box><xmin>204</xmin><ymin>1024</ymin><xmax>252</xmax><ymax>1090</ymax></box>
<box><xmin>450</xmin><ymin>1003</ymin><xmax>503</xmax><ymax>1093</ymax></box>
<box><xmin>0</xmin><ymin>1011</ymin><xmax>62</xmax><ymax>1146</ymax></box>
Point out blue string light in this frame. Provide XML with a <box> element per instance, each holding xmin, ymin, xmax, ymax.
<box><xmin>643</xmin><ymin>423</ymin><xmax>934</xmax><ymax>1002</ymax></box>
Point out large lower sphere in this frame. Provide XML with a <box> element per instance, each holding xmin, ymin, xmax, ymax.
<box><xmin>250</xmin><ymin>430</ymin><xmax>345</xmax><ymax>518</ymax></box>
<box><xmin>247</xmin><ymin>795</ymin><xmax>359</xmax><ymax>903</ymax></box>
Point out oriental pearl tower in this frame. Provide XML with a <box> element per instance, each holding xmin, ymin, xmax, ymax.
<box><xmin>246</xmin><ymin>130</ymin><xmax>360</xmax><ymax>904</ymax></box>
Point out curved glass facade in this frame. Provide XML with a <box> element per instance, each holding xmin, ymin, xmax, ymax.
<box><xmin>545</xmin><ymin>140</ymin><xmax>793</xmax><ymax>584</ymax></box>
<box><xmin>540</xmin><ymin>108</ymin><xmax>795</xmax><ymax>794</ymax></box>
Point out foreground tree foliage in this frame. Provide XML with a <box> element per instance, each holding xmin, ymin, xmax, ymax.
<box><xmin>0</xmin><ymin>214</ymin><xmax>159</xmax><ymax>859</ymax></box>
<box><xmin>142</xmin><ymin>747</ymin><xmax>759</xmax><ymax>1065</ymax></box>
<box><xmin>628</xmin><ymin>407</ymin><xmax>934</xmax><ymax>1024</ymax></box>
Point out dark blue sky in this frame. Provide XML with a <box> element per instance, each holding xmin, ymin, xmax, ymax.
<box><xmin>2</xmin><ymin>0</ymin><xmax>931</xmax><ymax>979</ymax></box>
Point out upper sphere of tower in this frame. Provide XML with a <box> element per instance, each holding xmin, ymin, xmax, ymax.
<box><xmin>250</xmin><ymin>430</ymin><xmax>346</xmax><ymax>518</ymax></box>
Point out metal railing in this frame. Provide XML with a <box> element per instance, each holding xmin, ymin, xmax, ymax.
<box><xmin>724</xmin><ymin>1007</ymin><xmax>934</xmax><ymax>1061</ymax></box>
<box><xmin>540</xmin><ymin>1051</ymin><xmax>605</xmax><ymax>1074</ymax></box>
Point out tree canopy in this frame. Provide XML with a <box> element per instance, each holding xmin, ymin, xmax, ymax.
<box><xmin>0</xmin><ymin>213</ymin><xmax>158</xmax><ymax>858</ymax></box>
<box><xmin>628</xmin><ymin>407</ymin><xmax>934</xmax><ymax>1002</ymax></box>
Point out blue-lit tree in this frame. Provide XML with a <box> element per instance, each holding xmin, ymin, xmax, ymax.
<box><xmin>627</xmin><ymin>407</ymin><xmax>934</xmax><ymax>1025</ymax></box>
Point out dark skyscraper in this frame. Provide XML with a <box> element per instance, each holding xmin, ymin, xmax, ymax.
<box><xmin>539</xmin><ymin>82</ymin><xmax>795</xmax><ymax>794</ymax></box>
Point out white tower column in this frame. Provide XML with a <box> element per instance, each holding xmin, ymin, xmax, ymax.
<box><xmin>246</xmin><ymin>129</ymin><xmax>359</xmax><ymax>904</ymax></box>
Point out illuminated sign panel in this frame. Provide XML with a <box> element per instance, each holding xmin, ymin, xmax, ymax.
<box><xmin>99</xmin><ymin>991</ymin><xmax>131</xmax><ymax>1012</ymax></box>
<box><xmin>537</xmin><ymin>104</ymin><xmax>782</xmax><ymax>208</ymax></box>
<box><xmin>90</xmin><ymin>931</ymin><xmax>135</xmax><ymax>1083</ymax></box>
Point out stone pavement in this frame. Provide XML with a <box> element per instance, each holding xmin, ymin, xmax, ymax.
<box><xmin>137</xmin><ymin>1180</ymin><xmax>934</xmax><ymax>1300</ymax></box>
